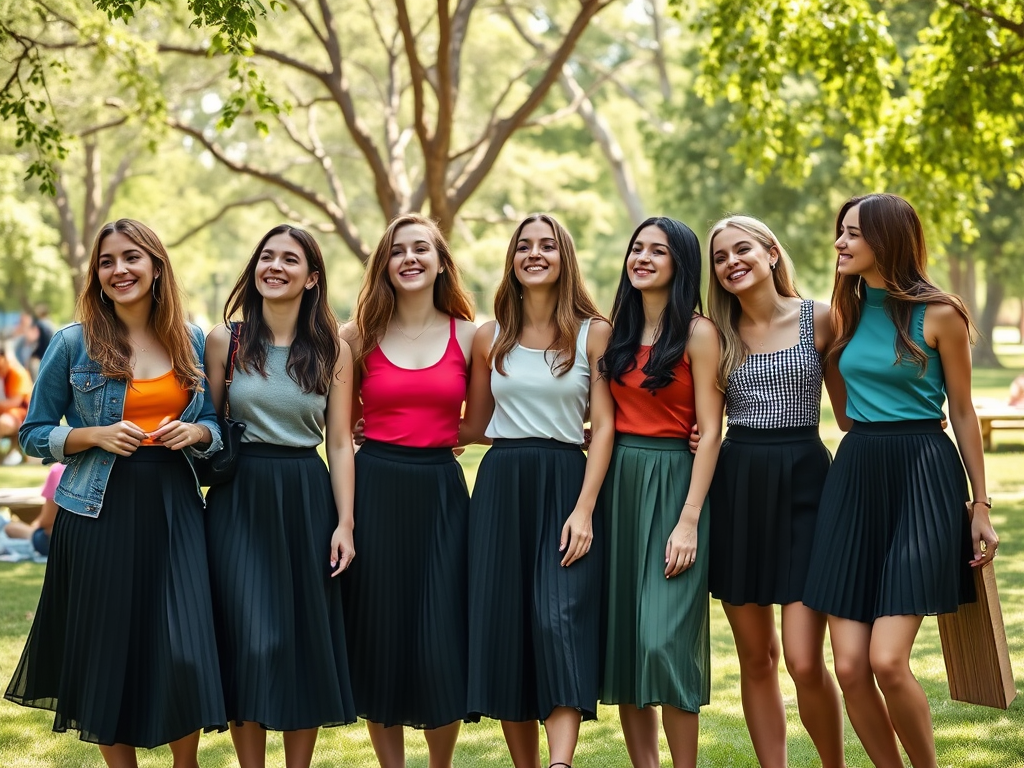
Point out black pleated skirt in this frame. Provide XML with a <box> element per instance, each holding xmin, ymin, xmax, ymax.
<box><xmin>467</xmin><ymin>438</ymin><xmax>602</xmax><ymax>723</ymax></box>
<box><xmin>709</xmin><ymin>426</ymin><xmax>830</xmax><ymax>606</ymax></box>
<box><xmin>341</xmin><ymin>439</ymin><xmax>469</xmax><ymax>729</ymax></box>
<box><xmin>804</xmin><ymin>420</ymin><xmax>976</xmax><ymax>623</ymax></box>
<box><xmin>204</xmin><ymin>444</ymin><xmax>356</xmax><ymax>730</ymax></box>
<box><xmin>4</xmin><ymin>448</ymin><xmax>227</xmax><ymax>747</ymax></box>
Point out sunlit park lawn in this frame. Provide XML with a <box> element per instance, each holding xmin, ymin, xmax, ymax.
<box><xmin>1</xmin><ymin>364</ymin><xmax>1022</xmax><ymax>767</ymax></box>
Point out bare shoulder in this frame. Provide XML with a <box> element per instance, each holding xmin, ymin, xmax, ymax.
<box><xmin>455</xmin><ymin>318</ymin><xmax>478</xmax><ymax>346</ymax></box>
<box><xmin>925</xmin><ymin>301</ymin><xmax>969</xmax><ymax>343</ymax></box>
<box><xmin>812</xmin><ymin>300</ymin><xmax>835</xmax><ymax>348</ymax></box>
<box><xmin>339</xmin><ymin>320</ymin><xmax>362</xmax><ymax>357</ymax></box>
<box><xmin>206</xmin><ymin>323</ymin><xmax>230</xmax><ymax>356</ymax></box>
<box><xmin>586</xmin><ymin>317</ymin><xmax>612</xmax><ymax>356</ymax></box>
<box><xmin>688</xmin><ymin>314</ymin><xmax>720</xmax><ymax>343</ymax></box>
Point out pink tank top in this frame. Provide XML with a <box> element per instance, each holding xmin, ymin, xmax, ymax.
<box><xmin>361</xmin><ymin>317</ymin><xmax>467</xmax><ymax>448</ymax></box>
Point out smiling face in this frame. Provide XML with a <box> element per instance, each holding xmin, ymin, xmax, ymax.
<box><xmin>387</xmin><ymin>223</ymin><xmax>441</xmax><ymax>294</ymax></box>
<box><xmin>626</xmin><ymin>224</ymin><xmax>674</xmax><ymax>292</ymax></box>
<box><xmin>514</xmin><ymin>219</ymin><xmax>562</xmax><ymax>289</ymax></box>
<box><xmin>711</xmin><ymin>225</ymin><xmax>776</xmax><ymax>295</ymax></box>
<box><xmin>255</xmin><ymin>233</ymin><xmax>319</xmax><ymax>301</ymax></box>
<box><xmin>835</xmin><ymin>203</ymin><xmax>881</xmax><ymax>284</ymax></box>
<box><xmin>96</xmin><ymin>231</ymin><xmax>161</xmax><ymax>310</ymax></box>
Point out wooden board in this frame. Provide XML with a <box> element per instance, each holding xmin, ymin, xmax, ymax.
<box><xmin>937</xmin><ymin>562</ymin><xmax>1017</xmax><ymax>709</ymax></box>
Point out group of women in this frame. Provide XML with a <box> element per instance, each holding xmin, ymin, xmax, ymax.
<box><xmin>5</xmin><ymin>191</ymin><xmax>999</xmax><ymax>768</ymax></box>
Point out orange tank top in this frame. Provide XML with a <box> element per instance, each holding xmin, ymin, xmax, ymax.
<box><xmin>124</xmin><ymin>370</ymin><xmax>191</xmax><ymax>445</ymax></box>
<box><xmin>610</xmin><ymin>346</ymin><xmax>696</xmax><ymax>438</ymax></box>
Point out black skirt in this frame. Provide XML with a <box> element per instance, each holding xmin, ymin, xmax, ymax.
<box><xmin>204</xmin><ymin>444</ymin><xmax>356</xmax><ymax>730</ymax></box>
<box><xmin>804</xmin><ymin>420</ymin><xmax>975</xmax><ymax>623</ymax></box>
<box><xmin>341</xmin><ymin>439</ymin><xmax>469</xmax><ymax>729</ymax></box>
<box><xmin>4</xmin><ymin>448</ymin><xmax>227</xmax><ymax>747</ymax></box>
<box><xmin>467</xmin><ymin>438</ymin><xmax>602</xmax><ymax>723</ymax></box>
<box><xmin>709</xmin><ymin>426</ymin><xmax>830</xmax><ymax>606</ymax></box>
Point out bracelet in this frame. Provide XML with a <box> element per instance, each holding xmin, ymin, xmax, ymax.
<box><xmin>969</xmin><ymin>498</ymin><xmax>992</xmax><ymax>509</ymax></box>
<box><xmin>683</xmin><ymin>502</ymin><xmax>702</xmax><ymax>511</ymax></box>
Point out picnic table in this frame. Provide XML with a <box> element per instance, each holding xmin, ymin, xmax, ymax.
<box><xmin>974</xmin><ymin>401</ymin><xmax>1024</xmax><ymax>451</ymax></box>
<box><xmin>0</xmin><ymin>488</ymin><xmax>44</xmax><ymax>523</ymax></box>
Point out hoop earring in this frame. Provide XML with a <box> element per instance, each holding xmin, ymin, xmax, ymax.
<box><xmin>151</xmin><ymin>278</ymin><xmax>161</xmax><ymax>303</ymax></box>
<box><xmin>770</xmin><ymin>261</ymin><xmax>777</xmax><ymax>271</ymax></box>
<box><xmin>100</xmin><ymin>291</ymin><xmax>112</xmax><ymax>306</ymax></box>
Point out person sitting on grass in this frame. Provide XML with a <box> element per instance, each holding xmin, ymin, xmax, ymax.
<box><xmin>0</xmin><ymin>349</ymin><xmax>32</xmax><ymax>466</ymax></box>
<box><xmin>1</xmin><ymin>463</ymin><xmax>64</xmax><ymax>560</ymax></box>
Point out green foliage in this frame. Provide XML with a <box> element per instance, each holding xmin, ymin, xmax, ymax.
<box><xmin>685</xmin><ymin>0</ymin><xmax>1024</xmax><ymax>237</ymax></box>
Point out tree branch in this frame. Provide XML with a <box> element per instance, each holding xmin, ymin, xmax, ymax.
<box><xmin>947</xmin><ymin>0</ymin><xmax>1024</xmax><ymax>38</ymax></box>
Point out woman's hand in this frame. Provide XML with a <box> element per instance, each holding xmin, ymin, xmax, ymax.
<box><xmin>148</xmin><ymin>418</ymin><xmax>209</xmax><ymax>450</ymax></box>
<box><xmin>329</xmin><ymin>524</ymin><xmax>355</xmax><ymax>576</ymax></box>
<box><xmin>559</xmin><ymin>506</ymin><xmax>594</xmax><ymax>567</ymax></box>
<box><xmin>969</xmin><ymin>506</ymin><xmax>1000</xmax><ymax>567</ymax></box>
<box><xmin>665</xmin><ymin>516</ymin><xmax>698</xmax><ymax>578</ymax></box>
<box><xmin>95</xmin><ymin>421</ymin><xmax>147</xmax><ymax>456</ymax></box>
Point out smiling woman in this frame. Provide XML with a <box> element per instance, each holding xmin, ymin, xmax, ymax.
<box><xmin>4</xmin><ymin>219</ymin><xmax>226</xmax><ymax>768</ymax></box>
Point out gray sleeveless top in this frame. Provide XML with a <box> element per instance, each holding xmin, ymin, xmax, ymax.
<box><xmin>485</xmin><ymin>318</ymin><xmax>592</xmax><ymax>444</ymax></box>
<box><xmin>725</xmin><ymin>300</ymin><xmax>822</xmax><ymax>429</ymax></box>
<box><xmin>229</xmin><ymin>346</ymin><xmax>327</xmax><ymax>447</ymax></box>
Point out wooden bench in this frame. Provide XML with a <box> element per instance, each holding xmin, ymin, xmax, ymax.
<box><xmin>0</xmin><ymin>488</ymin><xmax>45</xmax><ymax>523</ymax></box>
<box><xmin>974</xmin><ymin>405</ymin><xmax>1024</xmax><ymax>451</ymax></box>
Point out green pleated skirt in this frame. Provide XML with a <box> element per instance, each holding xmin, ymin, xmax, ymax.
<box><xmin>599</xmin><ymin>434</ymin><xmax>711</xmax><ymax>713</ymax></box>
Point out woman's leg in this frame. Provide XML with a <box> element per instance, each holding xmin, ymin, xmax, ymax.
<box><xmin>97</xmin><ymin>744</ymin><xmax>138</xmax><ymax>768</ymax></box>
<box><xmin>167</xmin><ymin>731</ymin><xmax>202</xmax><ymax>768</ymax></box>
<box><xmin>721</xmin><ymin>602</ymin><xmax>786</xmax><ymax>768</ymax></box>
<box><xmin>780</xmin><ymin>602</ymin><xmax>846</xmax><ymax>768</ymax></box>
<box><xmin>501</xmin><ymin>720</ymin><xmax>541</xmax><ymax>768</ymax></box>
<box><xmin>828</xmin><ymin>617</ymin><xmax>902</xmax><ymax>768</ymax></box>
<box><xmin>870</xmin><ymin>615</ymin><xmax>936</xmax><ymax>768</ymax></box>
<box><xmin>543</xmin><ymin>707</ymin><xmax>581</xmax><ymax>767</ymax></box>
<box><xmin>282</xmin><ymin>728</ymin><xmax>319</xmax><ymax>768</ymax></box>
<box><xmin>617</xmin><ymin>705</ymin><xmax>660</xmax><ymax>768</ymax></box>
<box><xmin>661</xmin><ymin>705</ymin><xmax>698</xmax><ymax>768</ymax></box>
<box><xmin>366</xmin><ymin>721</ymin><xmax>405</xmax><ymax>768</ymax></box>
<box><xmin>230</xmin><ymin>722</ymin><xmax>268</xmax><ymax>768</ymax></box>
<box><xmin>423</xmin><ymin>721</ymin><xmax>461</xmax><ymax>768</ymax></box>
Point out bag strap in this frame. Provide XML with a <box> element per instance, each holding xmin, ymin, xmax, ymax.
<box><xmin>223</xmin><ymin>321</ymin><xmax>242</xmax><ymax>419</ymax></box>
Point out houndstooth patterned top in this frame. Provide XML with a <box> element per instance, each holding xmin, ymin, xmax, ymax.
<box><xmin>725</xmin><ymin>299</ymin><xmax>822</xmax><ymax>429</ymax></box>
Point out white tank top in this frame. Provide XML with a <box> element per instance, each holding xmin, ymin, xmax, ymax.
<box><xmin>485</xmin><ymin>318</ymin><xmax>592</xmax><ymax>444</ymax></box>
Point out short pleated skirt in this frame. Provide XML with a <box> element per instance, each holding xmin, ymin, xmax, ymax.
<box><xmin>4</xmin><ymin>448</ymin><xmax>227</xmax><ymax>747</ymax></box>
<box><xmin>709</xmin><ymin>426</ymin><xmax>830</xmax><ymax>606</ymax></box>
<box><xmin>341</xmin><ymin>439</ymin><xmax>469</xmax><ymax>729</ymax></box>
<box><xmin>599</xmin><ymin>435</ymin><xmax>710</xmax><ymax>713</ymax></box>
<box><xmin>467</xmin><ymin>438</ymin><xmax>601</xmax><ymax>723</ymax></box>
<box><xmin>804</xmin><ymin>420</ymin><xmax>975</xmax><ymax>623</ymax></box>
<box><xmin>204</xmin><ymin>444</ymin><xmax>356</xmax><ymax>730</ymax></box>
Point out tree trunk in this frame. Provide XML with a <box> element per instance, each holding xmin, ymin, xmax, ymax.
<box><xmin>972</xmin><ymin>260</ymin><xmax>1004</xmax><ymax>368</ymax></box>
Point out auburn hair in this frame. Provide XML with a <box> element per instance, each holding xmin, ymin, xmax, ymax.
<box><xmin>707</xmin><ymin>215</ymin><xmax>800</xmax><ymax>390</ymax></box>
<box><xmin>829</xmin><ymin>194</ymin><xmax>971</xmax><ymax>373</ymax></box>
<box><xmin>490</xmin><ymin>213</ymin><xmax>604</xmax><ymax>376</ymax></box>
<box><xmin>76</xmin><ymin>219</ymin><xmax>203</xmax><ymax>390</ymax></box>
<box><xmin>223</xmin><ymin>225</ymin><xmax>340</xmax><ymax>396</ymax></box>
<box><xmin>353</xmin><ymin>214</ymin><xmax>474</xmax><ymax>369</ymax></box>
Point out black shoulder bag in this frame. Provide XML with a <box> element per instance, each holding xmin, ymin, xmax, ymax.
<box><xmin>194</xmin><ymin>322</ymin><xmax>246</xmax><ymax>486</ymax></box>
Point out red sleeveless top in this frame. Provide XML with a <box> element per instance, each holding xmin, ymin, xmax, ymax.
<box><xmin>361</xmin><ymin>317</ymin><xmax>467</xmax><ymax>448</ymax></box>
<box><xmin>611</xmin><ymin>346</ymin><xmax>696</xmax><ymax>438</ymax></box>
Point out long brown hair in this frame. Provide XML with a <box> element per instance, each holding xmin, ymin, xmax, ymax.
<box><xmin>707</xmin><ymin>215</ymin><xmax>800</xmax><ymax>389</ymax></box>
<box><xmin>353</xmin><ymin>214</ymin><xmax>474</xmax><ymax>369</ymax></box>
<box><xmin>77</xmin><ymin>219</ymin><xmax>203</xmax><ymax>389</ymax></box>
<box><xmin>224</xmin><ymin>225</ymin><xmax>340</xmax><ymax>396</ymax></box>
<box><xmin>490</xmin><ymin>213</ymin><xmax>604</xmax><ymax>376</ymax></box>
<box><xmin>829</xmin><ymin>194</ymin><xmax>971</xmax><ymax>372</ymax></box>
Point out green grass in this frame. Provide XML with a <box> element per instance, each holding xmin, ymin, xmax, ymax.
<box><xmin>2</xmin><ymin>372</ymin><xmax>1023</xmax><ymax>767</ymax></box>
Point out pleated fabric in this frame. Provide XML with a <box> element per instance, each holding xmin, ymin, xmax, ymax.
<box><xmin>709</xmin><ymin>426</ymin><xmax>830</xmax><ymax>606</ymax></box>
<box><xmin>4</xmin><ymin>448</ymin><xmax>226</xmax><ymax>747</ymax></box>
<box><xmin>204</xmin><ymin>444</ymin><xmax>356</xmax><ymax>730</ymax></box>
<box><xmin>598</xmin><ymin>435</ymin><xmax>710</xmax><ymax>714</ymax></box>
<box><xmin>467</xmin><ymin>438</ymin><xmax>602</xmax><ymax>723</ymax></box>
<box><xmin>341</xmin><ymin>439</ymin><xmax>469</xmax><ymax>729</ymax></box>
<box><xmin>804</xmin><ymin>420</ymin><xmax>976</xmax><ymax>623</ymax></box>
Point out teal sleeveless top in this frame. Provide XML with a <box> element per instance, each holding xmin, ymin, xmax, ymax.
<box><xmin>839</xmin><ymin>286</ymin><xmax>945</xmax><ymax>422</ymax></box>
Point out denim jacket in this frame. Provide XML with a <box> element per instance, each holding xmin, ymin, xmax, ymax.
<box><xmin>18</xmin><ymin>323</ymin><xmax>222</xmax><ymax>517</ymax></box>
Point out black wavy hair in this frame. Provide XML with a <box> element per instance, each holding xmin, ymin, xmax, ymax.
<box><xmin>600</xmin><ymin>217</ymin><xmax>703</xmax><ymax>390</ymax></box>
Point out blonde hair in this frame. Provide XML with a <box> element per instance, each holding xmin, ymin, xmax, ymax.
<box><xmin>707</xmin><ymin>215</ymin><xmax>799</xmax><ymax>389</ymax></box>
